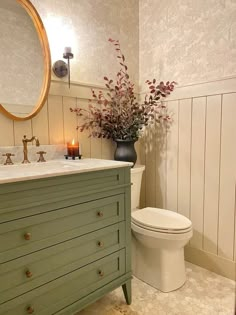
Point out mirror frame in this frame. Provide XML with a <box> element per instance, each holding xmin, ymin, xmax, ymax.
<box><xmin>0</xmin><ymin>0</ymin><xmax>51</xmax><ymax>121</ymax></box>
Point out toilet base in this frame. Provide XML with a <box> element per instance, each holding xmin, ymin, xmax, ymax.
<box><xmin>132</xmin><ymin>236</ymin><xmax>186</xmax><ymax>292</ymax></box>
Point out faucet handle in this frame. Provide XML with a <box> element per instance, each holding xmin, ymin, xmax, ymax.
<box><xmin>2</xmin><ymin>153</ymin><xmax>15</xmax><ymax>165</ymax></box>
<box><xmin>37</xmin><ymin>151</ymin><xmax>46</xmax><ymax>162</ymax></box>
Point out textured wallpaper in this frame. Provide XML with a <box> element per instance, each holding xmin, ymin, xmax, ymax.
<box><xmin>139</xmin><ymin>0</ymin><xmax>236</xmax><ymax>90</ymax></box>
<box><xmin>0</xmin><ymin>0</ymin><xmax>44</xmax><ymax>111</ymax></box>
<box><xmin>32</xmin><ymin>0</ymin><xmax>139</xmax><ymax>88</ymax></box>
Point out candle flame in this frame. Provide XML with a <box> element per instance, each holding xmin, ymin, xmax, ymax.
<box><xmin>72</xmin><ymin>139</ymin><xmax>75</xmax><ymax>145</ymax></box>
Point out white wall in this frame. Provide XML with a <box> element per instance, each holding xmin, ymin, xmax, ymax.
<box><xmin>139</xmin><ymin>0</ymin><xmax>236</xmax><ymax>88</ymax></box>
<box><xmin>32</xmin><ymin>0</ymin><xmax>139</xmax><ymax>87</ymax></box>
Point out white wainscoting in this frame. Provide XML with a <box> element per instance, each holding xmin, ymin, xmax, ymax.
<box><xmin>0</xmin><ymin>80</ymin><xmax>115</xmax><ymax>160</ymax></box>
<box><xmin>139</xmin><ymin>77</ymin><xmax>236</xmax><ymax>280</ymax></box>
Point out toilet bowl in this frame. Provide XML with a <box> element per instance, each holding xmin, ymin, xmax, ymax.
<box><xmin>131</xmin><ymin>166</ymin><xmax>193</xmax><ymax>292</ymax></box>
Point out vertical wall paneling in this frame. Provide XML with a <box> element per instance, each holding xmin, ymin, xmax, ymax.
<box><xmin>90</xmin><ymin>137</ymin><xmax>102</xmax><ymax>159</ymax></box>
<box><xmin>90</xmin><ymin>103</ymin><xmax>102</xmax><ymax>159</ymax></box>
<box><xmin>177</xmin><ymin>98</ymin><xmax>192</xmax><ymax>217</ymax></box>
<box><xmin>136</xmin><ymin>139</ymin><xmax>146</xmax><ymax>208</ymax></box>
<box><xmin>32</xmin><ymin>101</ymin><xmax>49</xmax><ymax>145</ymax></box>
<box><xmin>137</xmin><ymin>94</ymin><xmax>147</xmax><ymax>209</ymax></box>
<box><xmin>14</xmin><ymin>120</ymin><xmax>32</xmax><ymax>146</ymax></box>
<box><xmin>76</xmin><ymin>98</ymin><xmax>91</xmax><ymax>158</ymax></box>
<box><xmin>47</xmin><ymin>95</ymin><xmax>64</xmax><ymax>144</ymax></box>
<box><xmin>218</xmin><ymin>93</ymin><xmax>236</xmax><ymax>260</ymax></box>
<box><xmin>63</xmin><ymin>97</ymin><xmax>77</xmax><ymax>143</ymax></box>
<box><xmin>190</xmin><ymin>97</ymin><xmax>206</xmax><ymax>249</ymax></box>
<box><xmin>166</xmin><ymin>100</ymin><xmax>179</xmax><ymax>211</ymax></box>
<box><xmin>145</xmin><ymin>124</ymin><xmax>157</xmax><ymax>207</ymax></box>
<box><xmin>101</xmin><ymin>139</ymin><xmax>114</xmax><ymax>160</ymax></box>
<box><xmin>141</xmin><ymin>79</ymin><xmax>236</xmax><ymax>276</ymax></box>
<box><xmin>203</xmin><ymin>95</ymin><xmax>222</xmax><ymax>255</ymax></box>
<box><xmin>0</xmin><ymin>115</ymin><xmax>14</xmax><ymax>146</ymax></box>
<box><xmin>155</xmin><ymin>118</ymin><xmax>167</xmax><ymax>209</ymax></box>
<box><xmin>234</xmin><ymin>185</ymin><xmax>236</xmax><ymax>262</ymax></box>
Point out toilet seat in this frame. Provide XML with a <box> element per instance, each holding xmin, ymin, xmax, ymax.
<box><xmin>131</xmin><ymin>207</ymin><xmax>192</xmax><ymax>234</ymax></box>
<box><xmin>132</xmin><ymin>220</ymin><xmax>193</xmax><ymax>241</ymax></box>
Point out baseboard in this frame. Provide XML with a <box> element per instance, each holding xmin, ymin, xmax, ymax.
<box><xmin>185</xmin><ymin>245</ymin><xmax>236</xmax><ymax>281</ymax></box>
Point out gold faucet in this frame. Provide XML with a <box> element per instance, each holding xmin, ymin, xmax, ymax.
<box><xmin>22</xmin><ymin>135</ymin><xmax>40</xmax><ymax>164</ymax></box>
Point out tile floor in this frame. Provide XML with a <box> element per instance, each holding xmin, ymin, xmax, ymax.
<box><xmin>78</xmin><ymin>262</ymin><xmax>235</xmax><ymax>315</ymax></box>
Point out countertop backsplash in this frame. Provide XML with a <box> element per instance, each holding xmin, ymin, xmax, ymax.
<box><xmin>0</xmin><ymin>144</ymin><xmax>66</xmax><ymax>165</ymax></box>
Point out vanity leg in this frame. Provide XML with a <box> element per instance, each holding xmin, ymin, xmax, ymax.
<box><xmin>122</xmin><ymin>280</ymin><xmax>132</xmax><ymax>305</ymax></box>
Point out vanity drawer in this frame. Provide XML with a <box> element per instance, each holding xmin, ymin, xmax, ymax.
<box><xmin>0</xmin><ymin>249</ymin><xmax>126</xmax><ymax>315</ymax></box>
<box><xmin>0</xmin><ymin>168</ymin><xmax>126</xmax><ymax>222</ymax></box>
<box><xmin>0</xmin><ymin>222</ymin><xmax>125</xmax><ymax>303</ymax></box>
<box><xmin>0</xmin><ymin>194</ymin><xmax>125</xmax><ymax>263</ymax></box>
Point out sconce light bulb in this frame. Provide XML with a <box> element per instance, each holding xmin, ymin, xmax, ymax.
<box><xmin>64</xmin><ymin>47</ymin><xmax>72</xmax><ymax>54</ymax></box>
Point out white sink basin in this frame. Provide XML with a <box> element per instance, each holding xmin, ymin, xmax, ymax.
<box><xmin>0</xmin><ymin>160</ymin><xmax>86</xmax><ymax>183</ymax></box>
<box><xmin>13</xmin><ymin>160</ymin><xmax>86</xmax><ymax>169</ymax></box>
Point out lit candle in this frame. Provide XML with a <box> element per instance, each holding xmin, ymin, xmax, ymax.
<box><xmin>67</xmin><ymin>139</ymin><xmax>79</xmax><ymax>156</ymax></box>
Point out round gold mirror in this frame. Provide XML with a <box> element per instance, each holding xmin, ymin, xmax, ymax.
<box><xmin>0</xmin><ymin>0</ymin><xmax>51</xmax><ymax>120</ymax></box>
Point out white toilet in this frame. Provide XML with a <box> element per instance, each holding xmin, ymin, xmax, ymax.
<box><xmin>131</xmin><ymin>165</ymin><xmax>193</xmax><ymax>292</ymax></box>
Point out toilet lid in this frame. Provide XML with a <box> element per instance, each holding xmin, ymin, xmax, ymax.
<box><xmin>132</xmin><ymin>207</ymin><xmax>192</xmax><ymax>232</ymax></box>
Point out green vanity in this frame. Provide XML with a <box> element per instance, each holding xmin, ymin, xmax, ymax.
<box><xmin>0</xmin><ymin>159</ymin><xmax>132</xmax><ymax>315</ymax></box>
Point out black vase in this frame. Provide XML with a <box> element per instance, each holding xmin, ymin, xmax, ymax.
<box><xmin>114</xmin><ymin>139</ymin><xmax>137</xmax><ymax>167</ymax></box>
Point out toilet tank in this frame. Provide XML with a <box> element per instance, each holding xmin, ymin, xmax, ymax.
<box><xmin>131</xmin><ymin>165</ymin><xmax>145</xmax><ymax>211</ymax></box>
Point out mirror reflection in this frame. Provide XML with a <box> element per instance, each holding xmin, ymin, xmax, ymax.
<box><xmin>0</xmin><ymin>0</ymin><xmax>45</xmax><ymax>118</ymax></box>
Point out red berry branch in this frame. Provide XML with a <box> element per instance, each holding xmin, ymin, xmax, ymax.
<box><xmin>71</xmin><ymin>39</ymin><xmax>177</xmax><ymax>140</ymax></box>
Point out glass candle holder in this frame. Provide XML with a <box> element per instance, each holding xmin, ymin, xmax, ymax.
<box><xmin>67</xmin><ymin>140</ymin><xmax>79</xmax><ymax>156</ymax></box>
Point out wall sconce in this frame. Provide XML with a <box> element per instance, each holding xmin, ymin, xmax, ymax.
<box><xmin>52</xmin><ymin>47</ymin><xmax>74</xmax><ymax>88</ymax></box>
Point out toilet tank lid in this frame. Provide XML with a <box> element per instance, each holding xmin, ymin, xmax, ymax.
<box><xmin>131</xmin><ymin>165</ymin><xmax>145</xmax><ymax>174</ymax></box>
<box><xmin>132</xmin><ymin>207</ymin><xmax>192</xmax><ymax>231</ymax></box>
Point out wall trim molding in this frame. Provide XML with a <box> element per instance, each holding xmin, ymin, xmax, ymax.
<box><xmin>51</xmin><ymin>79</ymin><xmax>107</xmax><ymax>90</ymax></box>
<box><xmin>50</xmin><ymin>79</ymin><xmax>139</xmax><ymax>100</ymax></box>
<box><xmin>50</xmin><ymin>80</ymin><xmax>105</xmax><ymax>100</ymax></box>
<box><xmin>139</xmin><ymin>76</ymin><xmax>236</xmax><ymax>100</ymax></box>
<box><xmin>53</xmin><ymin>74</ymin><xmax>236</xmax><ymax>93</ymax></box>
<box><xmin>174</xmin><ymin>74</ymin><xmax>236</xmax><ymax>88</ymax></box>
<box><xmin>51</xmin><ymin>76</ymin><xmax>236</xmax><ymax>102</ymax></box>
<box><xmin>185</xmin><ymin>246</ymin><xmax>236</xmax><ymax>281</ymax></box>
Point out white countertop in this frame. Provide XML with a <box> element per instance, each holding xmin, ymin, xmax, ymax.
<box><xmin>0</xmin><ymin>159</ymin><xmax>132</xmax><ymax>184</ymax></box>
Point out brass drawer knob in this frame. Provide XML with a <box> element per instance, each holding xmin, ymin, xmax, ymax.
<box><xmin>97</xmin><ymin>211</ymin><xmax>103</xmax><ymax>217</ymax></box>
<box><xmin>26</xmin><ymin>306</ymin><xmax>34</xmax><ymax>314</ymax></box>
<box><xmin>25</xmin><ymin>270</ymin><xmax>33</xmax><ymax>278</ymax></box>
<box><xmin>24</xmin><ymin>232</ymin><xmax>32</xmax><ymax>240</ymax></box>
<box><xmin>97</xmin><ymin>241</ymin><xmax>104</xmax><ymax>248</ymax></box>
<box><xmin>98</xmin><ymin>270</ymin><xmax>104</xmax><ymax>277</ymax></box>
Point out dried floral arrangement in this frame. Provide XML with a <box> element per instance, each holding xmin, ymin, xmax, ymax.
<box><xmin>71</xmin><ymin>39</ymin><xmax>176</xmax><ymax>141</ymax></box>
